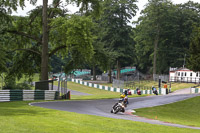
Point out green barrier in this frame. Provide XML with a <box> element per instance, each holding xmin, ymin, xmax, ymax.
<box><xmin>102</xmin><ymin>86</ymin><xmax>105</xmax><ymax>90</ymax></box>
<box><xmin>34</xmin><ymin>90</ymin><xmax>45</xmax><ymax>100</ymax></box>
<box><xmin>195</xmin><ymin>88</ymin><xmax>199</xmax><ymax>93</ymax></box>
<box><xmin>159</xmin><ymin>88</ymin><xmax>161</xmax><ymax>94</ymax></box>
<box><xmin>55</xmin><ymin>91</ymin><xmax>59</xmax><ymax>100</ymax></box>
<box><xmin>10</xmin><ymin>90</ymin><xmax>23</xmax><ymax>101</ymax></box>
<box><xmin>134</xmin><ymin>90</ymin><xmax>137</xmax><ymax>94</ymax></box>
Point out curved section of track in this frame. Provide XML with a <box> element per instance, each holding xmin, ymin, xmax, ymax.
<box><xmin>31</xmin><ymin>94</ymin><xmax>200</xmax><ymax>130</ymax></box>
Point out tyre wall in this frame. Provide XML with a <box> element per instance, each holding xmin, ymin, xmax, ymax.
<box><xmin>0</xmin><ymin>90</ymin><xmax>59</xmax><ymax>102</ymax></box>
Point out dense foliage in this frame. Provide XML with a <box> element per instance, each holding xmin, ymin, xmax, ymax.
<box><xmin>0</xmin><ymin>0</ymin><xmax>200</xmax><ymax>85</ymax></box>
<box><xmin>134</xmin><ymin>0</ymin><xmax>200</xmax><ymax>74</ymax></box>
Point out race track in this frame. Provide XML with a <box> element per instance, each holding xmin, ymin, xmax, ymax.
<box><xmin>31</xmin><ymin>94</ymin><xmax>200</xmax><ymax>129</ymax></box>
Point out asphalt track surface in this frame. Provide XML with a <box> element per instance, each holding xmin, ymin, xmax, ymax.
<box><xmin>31</xmin><ymin>93</ymin><xmax>200</xmax><ymax>130</ymax></box>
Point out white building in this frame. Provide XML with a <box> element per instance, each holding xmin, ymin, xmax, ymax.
<box><xmin>169</xmin><ymin>67</ymin><xmax>200</xmax><ymax>83</ymax></box>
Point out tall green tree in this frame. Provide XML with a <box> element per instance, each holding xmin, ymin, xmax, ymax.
<box><xmin>134</xmin><ymin>0</ymin><xmax>200</xmax><ymax>74</ymax></box>
<box><xmin>188</xmin><ymin>26</ymin><xmax>200</xmax><ymax>71</ymax></box>
<box><xmin>99</xmin><ymin>0</ymin><xmax>138</xmax><ymax>79</ymax></box>
<box><xmin>1</xmin><ymin>0</ymin><xmax>102</xmax><ymax>81</ymax></box>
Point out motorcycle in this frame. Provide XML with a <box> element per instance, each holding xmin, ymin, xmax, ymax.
<box><xmin>152</xmin><ymin>87</ymin><xmax>158</xmax><ymax>95</ymax></box>
<box><xmin>136</xmin><ymin>88</ymin><xmax>141</xmax><ymax>95</ymax></box>
<box><xmin>111</xmin><ymin>99</ymin><xmax>126</xmax><ymax>114</ymax></box>
<box><xmin>111</xmin><ymin>95</ymin><xmax>128</xmax><ymax>114</ymax></box>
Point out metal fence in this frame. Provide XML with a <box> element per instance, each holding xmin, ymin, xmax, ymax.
<box><xmin>169</xmin><ymin>77</ymin><xmax>200</xmax><ymax>84</ymax></box>
<box><xmin>153</xmin><ymin>74</ymin><xmax>169</xmax><ymax>82</ymax></box>
<box><xmin>60</xmin><ymin>80</ymin><xmax>68</xmax><ymax>95</ymax></box>
<box><xmin>112</xmin><ymin>79</ymin><xmax>124</xmax><ymax>88</ymax></box>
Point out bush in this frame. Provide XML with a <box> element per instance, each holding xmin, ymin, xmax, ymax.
<box><xmin>3</xmin><ymin>82</ymin><xmax>32</xmax><ymax>90</ymax></box>
<box><xmin>16</xmin><ymin>82</ymin><xmax>32</xmax><ymax>90</ymax></box>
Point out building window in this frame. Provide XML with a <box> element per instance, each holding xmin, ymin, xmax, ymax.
<box><xmin>181</xmin><ymin>72</ymin><xmax>183</xmax><ymax>76</ymax></box>
<box><xmin>196</xmin><ymin>73</ymin><xmax>198</xmax><ymax>77</ymax></box>
<box><xmin>178</xmin><ymin>72</ymin><xmax>180</xmax><ymax>76</ymax></box>
<box><xmin>185</xmin><ymin>72</ymin><xmax>187</xmax><ymax>76</ymax></box>
<box><xmin>190</xmin><ymin>73</ymin><xmax>192</xmax><ymax>77</ymax></box>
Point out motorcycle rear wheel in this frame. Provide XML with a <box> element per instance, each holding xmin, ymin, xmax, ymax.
<box><xmin>114</xmin><ymin>107</ymin><xmax>120</xmax><ymax>114</ymax></box>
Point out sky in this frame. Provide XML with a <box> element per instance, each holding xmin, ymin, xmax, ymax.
<box><xmin>12</xmin><ymin>0</ymin><xmax>200</xmax><ymax>21</ymax></box>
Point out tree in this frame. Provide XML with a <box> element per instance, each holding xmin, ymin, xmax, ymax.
<box><xmin>1</xmin><ymin>0</ymin><xmax>102</xmax><ymax>81</ymax></box>
<box><xmin>188</xmin><ymin>26</ymin><xmax>200</xmax><ymax>71</ymax></box>
<box><xmin>134</xmin><ymin>0</ymin><xmax>200</xmax><ymax>74</ymax></box>
<box><xmin>99</xmin><ymin>0</ymin><xmax>138</xmax><ymax>80</ymax></box>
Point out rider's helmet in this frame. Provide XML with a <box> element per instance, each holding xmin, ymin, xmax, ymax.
<box><xmin>124</xmin><ymin>90</ymin><xmax>128</xmax><ymax>95</ymax></box>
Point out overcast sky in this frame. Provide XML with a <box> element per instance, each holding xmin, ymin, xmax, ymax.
<box><xmin>12</xmin><ymin>0</ymin><xmax>200</xmax><ymax>21</ymax></box>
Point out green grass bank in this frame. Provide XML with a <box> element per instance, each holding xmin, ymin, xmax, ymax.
<box><xmin>0</xmin><ymin>101</ymin><xmax>199</xmax><ymax>133</ymax></box>
<box><xmin>135</xmin><ymin>96</ymin><xmax>200</xmax><ymax>127</ymax></box>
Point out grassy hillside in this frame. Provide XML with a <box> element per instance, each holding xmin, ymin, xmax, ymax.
<box><xmin>134</xmin><ymin>96</ymin><xmax>200</xmax><ymax>127</ymax></box>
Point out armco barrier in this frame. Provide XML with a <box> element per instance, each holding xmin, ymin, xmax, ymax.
<box><xmin>190</xmin><ymin>88</ymin><xmax>200</xmax><ymax>94</ymax></box>
<box><xmin>0</xmin><ymin>90</ymin><xmax>59</xmax><ymax>102</ymax></box>
<box><xmin>70</xmin><ymin>78</ymin><xmax>168</xmax><ymax>95</ymax></box>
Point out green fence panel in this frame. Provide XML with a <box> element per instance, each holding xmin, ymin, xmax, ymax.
<box><xmin>10</xmin><ymin>90</ymin><xmax>23</xmax><ymax>101</ymax></box>
<box><xmin>102</xmin><ymin>86</ymin><xmax>105</xmax><ymax>90</ymax></box>
<box><xmin>55</xmin><ymin>91</ymin><xmax>59</xmax><ymax>100</ymax></box>
<box><xmin>114</xmin><ymin>88</ymin><xmax>117</xmax><ymax>92</ymax></box>
<box><xmin>134</xmin><ymin>90</ymin><xmax>136</xmax><ymax>94</ymax></box>
<box><xmin>108</xmin><ymin>87</ymin><xmax>111</xmax><ymax>91</ymax></box>
<box><xmin>159</xmin><ymin>88</ymin><xmax>161</xmax><ymax>94</ymax></box>
<box><xmin>195</xmin><ymin>88</ymin><xmax>199</xmax><ymax>93</ymax></box>
<box><xmin>34</xmin><ymin>90</ymin><xmax>45</xmax><ymax>100</ymax></box>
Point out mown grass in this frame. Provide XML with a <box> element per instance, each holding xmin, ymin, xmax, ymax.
<box><xmin>134</xmin><ymin>96</ymin><xmax>200</xmax><ymax>127</ymax></box>
<box><xmin>61</xmin><ymin>81</ymin><xmax>149</xmax><ymax>100</ymax></box>
<box><xmin>0</xmin><ymin>101</ymin><xmax>199</xmax><ymax>133</ymax></box>
<box><xmin>99</xmin><ymin>81</ymin><xmax>196</xmax><ymax>92</ymax></box>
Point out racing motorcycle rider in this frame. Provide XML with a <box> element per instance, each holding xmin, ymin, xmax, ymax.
<box><xmin>152</xmin><ymin>86</ymin><xmax>158</xmax><ymax>95</ymax></box>
<box><xmin>114</xmin><ymin>89</ymin><xmax>130</xmax><ymax>108</ymax></box>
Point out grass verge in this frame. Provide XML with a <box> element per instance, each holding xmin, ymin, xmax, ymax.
<box><xmin>134</xmin><ymin>96</ymin><xmax>200</xmax><ymax>127</ymax></box>
<box><xmin>66</xmin><ymin>82</ymin><xmax>148</xmax><ymax>100</ymax></box>
<box><xmin>99</xmin><ymin>81</ymin><xmax>196</xmax><ymax>92</ymax></box>
<box><xmin>0</xmin><ymin>101</ymin><xmax>199</xmax><ymax>133</ymax></box>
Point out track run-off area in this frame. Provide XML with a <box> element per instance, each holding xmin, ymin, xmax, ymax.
<box><xmin>31</xmin><ymin>91</ymin><xmax>200</xmax><ymax>130</ymax></box>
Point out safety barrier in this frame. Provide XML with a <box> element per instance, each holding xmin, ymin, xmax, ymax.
<box><xmin>69</xmin><ymin>78</ymin><xmax>168</xmax><ymax>95</ymax></box>
<box><xmin>190</xmin><ymin>88</ymin><xmax>200</xmax><ymax>94</ymax></box>
<box><xmin>0</xmin><ymin>90</ymin><xmax>59</xmax><ymax>102</ymax></box>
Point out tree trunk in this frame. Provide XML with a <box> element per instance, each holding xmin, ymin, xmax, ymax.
<box><xmin>153</xmin><ymin>27</ymin><xmax>160</xmax><ymax>78</ymax></box>
<box><xmin>41</xmin><ymin>0</ymin><xmax>49</xmax><ymax>81</ymax></box>
<box><xmin>93</xmin><ymin>65</ymin><xmax>96</xmax><ymax>80</ymax></box>
<box><xmin>108</xmin><ymin>68</ymin><xmax>112</xmax><ymax>83</ymax></box>
<box><xmin>117</xmin><ymin>60</ymin><xmax>120</xmax><ymax>80</ymax></box>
